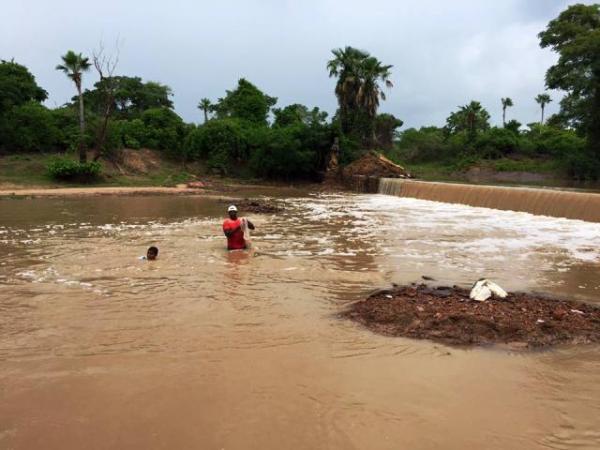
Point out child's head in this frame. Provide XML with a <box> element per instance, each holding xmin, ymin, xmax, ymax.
<box><xmin>147</xmin><ymin>246</ymin><xmax>159</xmax><ymax>260</ymax></box>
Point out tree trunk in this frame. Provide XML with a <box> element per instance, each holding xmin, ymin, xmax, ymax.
<box><xmin>94</xmin><ymin>102</ymin><xmax>111</xmax><ymax>161</ymax></box>
<box><xmin>541</xmin><ymin>105</ymin><xmax>545</xmax><ymax>125</ymax></box>
<box><xmin>204</xmin><ymin>109</ymin><xmax>208</xmax><ymax>123</ymax></box>
<box><xmin>77</xmin><ymin>83</ymin><xmax>87</xmax><ymax>163</ymax></box>
<box><xmin>502</xmin><ymin>107</ymin><xmax>506</xmax><ymax>127</ymax></box>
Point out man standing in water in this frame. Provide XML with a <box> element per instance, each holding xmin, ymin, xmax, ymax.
<box><xmin>223</xmin><ymin>205</ymin><xmax>255</xmax><ymax>250</ymax></box>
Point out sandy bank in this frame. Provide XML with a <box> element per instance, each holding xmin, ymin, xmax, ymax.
<box><xmin>0</xmin><ymin>185</ymin><xmax>206</xmax><ymax>198</ymax></box>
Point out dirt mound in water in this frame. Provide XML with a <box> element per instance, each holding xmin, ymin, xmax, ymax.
<box><xmin>343</xmin><ymin>284</ymin><xmax>600</xmax><ymax>349</ymax></box>
<box><xmin>219</xmin><ymin>198</ymin><xmax>283</xmax><ymax>213</ymax></box>
<box><xmin>342</xmin><ymin>151</ymin><xmax>411</xmax><ymax>179</ymax></box>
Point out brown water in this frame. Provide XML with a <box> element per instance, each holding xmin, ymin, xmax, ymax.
<box><xmin>380</xmin><ymin>178</ymin><xmax>600</xmax><ymax>222</ymax></box>
<box><xmin>1</xmin><ymin>192</ymin><xmax>600</xmax><ymax>450</ymax></box>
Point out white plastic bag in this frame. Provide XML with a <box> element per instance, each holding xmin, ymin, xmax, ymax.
<box><xmin>470</xmin><ymin>279</ymin><xmax>507</xmax><ymax>301</ymax></box>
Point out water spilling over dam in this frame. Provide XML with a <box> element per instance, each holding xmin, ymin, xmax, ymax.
<box><xmin>379</xmin><ymin>178</ymin><xmax>600</xmax><ymax>222</ymax></box>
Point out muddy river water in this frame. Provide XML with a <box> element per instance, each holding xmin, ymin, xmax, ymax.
<box><xmin>1</xmin><ymin>191</ymin><xmax>599</xmax><ymax>449</ymax></box>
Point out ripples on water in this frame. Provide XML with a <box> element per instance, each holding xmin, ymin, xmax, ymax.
<box><xmin>0</xmin><ymin>193</ymin><xmax>599</xmax><ymax>449</ymax></box>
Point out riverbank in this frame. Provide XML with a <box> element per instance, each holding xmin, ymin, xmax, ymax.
<box><xmin>403</xmin><ymin>158</ymin><xmax>600</xmax><ymax>190</ymax></box>
<box><xmin>344</xmin><ymin>283</ymin><xmax>600</xmax><ymax>349</ymax></box>
<box><xmin>0</xmin><ymin>151</ymin><xmax>320</xmax><ymax>198</ymax></box>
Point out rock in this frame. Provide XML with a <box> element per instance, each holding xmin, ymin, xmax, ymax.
<box><xmin>187</xmin><ymin>181</ymin><xmax>208</xmax><ymax>189</ymax></box>
<box><xmin>552</xmin><ymin>307</ymin><xmax>568</xmax><ymax>321</ymax></box>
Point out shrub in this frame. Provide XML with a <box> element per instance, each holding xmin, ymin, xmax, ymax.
<box><xmin>475</xmin><ymin>127</ymin><xmax>519</xmax><ymax>158</ymax></box>
<box><xmin>183</xmin><ymin>118</ymin><xmax>248</xmax><ymax>164</ymax></box>
<box><xmin>47</xmin><ymin>158</ymin><xmax>102</xmax><ymax>182</ymax></box>
<box><xmin>395</xmin><ymin>127</ymin><xmax>449</xmax><ymax>162</ymax></box>
<box><xmin>140</xmin><ymin>107</ymin><xmax>186</xmax><ymax>155</ymax></box>
<box><xmin>0</xmin><ymin>101</ymin><xmax>62</xmax><ymax>152</ymax></box>
<box><xmin>249</xmin><ymin>125</ymin><xmax>317</xmax><ymax>179</ymax></box>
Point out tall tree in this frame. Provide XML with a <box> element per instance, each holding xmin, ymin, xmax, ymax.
<box><xmin>213</xmin><ymin>79</ymin><xmax>276</xmax><ymax>125</ymax></box>
<box><xmin>327</xmin><ymin>47</ymin><xmax>393</xmax><ymax>147</ymax></box>
<box><xmin>539</xmin><ymin>3</ymin><xmax>600</xmax><ymax>158</ymax></box>
<box><xmin>198</xmin><ymin>98</ymin><xmax>212</xmax><ymax>123</ymax></box>
<box><xmin>501</xmin><ymin>97</ymin><xmax>513</xmax><ymax>126</ymax></box>
<box><xmin>0</xmin><ymin>60</ymin><xmax>47</xmax><ymax>115</ymax></box>
<box><xmin>535</xmin><ymin>93</ymin><xmax>552</xmax><ymax>124</ymax></box>
<box><xmin>91</xmin><ymin>42</ymin><xmax>119</xmax><ymax>160</ymax></box>
<box><xmin>327</xmin><ymin>46</ymin><xmax>367</xmax><ymax>135</ymax></box>
<box><xmin>56</xmin><ymin>50</ymin><xmax>91</xmax><ymax>162</ymax></box>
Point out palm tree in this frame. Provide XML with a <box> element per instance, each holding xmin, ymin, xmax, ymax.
<box><xmin>198</xmin><ymin>98</ymin><xmax>212</xmax><ymax>123</ymax></box>
<box><xmin>327</xmin><ymin>46</ymin><xmax>393</xmax><ymax>146</ymax></box>
<box><xmin>501</xmin><ymin>97</ymin><xmax>513</xmax><ymax>127</ymax></box>
<box><xmin>535</xmin><ymin>93</ymin><xmax>552</xmax><ymax>124</ymax></box>
<box><xmin>56</xmin><ymin>51</ymin><xmax>91</xmax><ymax>163</ymax></box>
<box><xmin>327</xmin><ymin>46</ymin><xmax>368</xmax><ymax>134</ymax></box>
<box><xmin>356</xmin><ymin>56</ymin><xmax>393</xmax><ymax>119</ymax></box>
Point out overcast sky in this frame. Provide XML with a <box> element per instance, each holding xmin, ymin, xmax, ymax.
<box><xmin>1</xmin><ymin>0</ymin><xmax>594</xmax><ymax>129</ymax></box>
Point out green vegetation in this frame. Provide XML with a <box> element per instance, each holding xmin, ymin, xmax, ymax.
<box><xmin>0</xmin><ymin>3</ymin><xmax>598</xmax><ymax>186</ymax></box>
<box><xmin>47</xmin><ymin>158</ymin><xmax>101</xmax><ymax>181</ymax></box>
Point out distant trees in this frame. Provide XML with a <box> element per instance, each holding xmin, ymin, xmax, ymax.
<box><xmin>327</xmin><ymin>46</ymin><xmax>393</xmax><ymax>147</ymax></box>
<box><xmin>0</xmin><ymin>59</ymin><xmax>47</xmax><ymax>114</ymax></box>
<box><xmin>501</xmin><ymin>97</ymin><xmax>513</xmax><ymax>126</ymax></box>
<box><xmin>198</xmin><ymin>98</ymin><xmax>212</xmax><ymax>123</ymax></box>
<box><xmin>445</xmin><ymin>101</ymin><xmax>490</xmax><ymax>138</ymax></box>
<box><xmin>535</xmin><ymin>94</ymin><xmax>552</xmax><ymax>124</ymax></box>
<box><xmin>212</xmin><ymin>78</ymin><xmax>276</xmax><ymax>125</ymax></box>
<box><xmin>56</xmin><ymin>51</ymin><xmax>91</xmax><ymax>162</ymax></box>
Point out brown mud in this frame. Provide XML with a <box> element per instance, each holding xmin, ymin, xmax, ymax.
<box><xmin>344</xmin><ymin>284</ymin><xmax>600</xmax><ymax>349</ymax></box>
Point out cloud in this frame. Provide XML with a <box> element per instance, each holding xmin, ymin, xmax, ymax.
<box><xmin>1</xmin><ymin>0</ymin><xmax>592</xmax><ymax>128</ymax></box>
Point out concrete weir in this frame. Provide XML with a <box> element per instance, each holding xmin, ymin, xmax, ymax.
<box><xmin>378</xmin><ymin>178</ymin><xmax>600</xmax><ymax>223</ymax></box>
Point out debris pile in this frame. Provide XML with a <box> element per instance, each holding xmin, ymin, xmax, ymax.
<box><xmin>219</xmin><ymin>198</ymin><xmax>283</xmax><ymax>213</ymax></box>
<box><xmin>343</xmin><ymin>283</ymin><xmax>600</xmax><ymax>349</ymax></box>
<box><xmin>342</xmin><ymin>151</ymin><xmax>411</xmax><ymax>179</ymax></box>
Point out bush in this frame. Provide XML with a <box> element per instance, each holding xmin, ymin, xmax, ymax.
<box><xmin>117</xmin><ymin>118</ymin><xmax>145</xmax><ymax>149</ymax></box>
<box><xmin>249</xmin><ymin>125</ymin><xmax>317</xmax><ymax>179</ymax></box>
<box><xmin>395</xmin><ymin>127</ymin><xmax>449</xmax><ymax>162</ymax></box>
<box><xmin>475</xmin><ymin>127</ymin><xmax>519</xmax><ymax>158</ymax></box>
<box><xmin>183</xmin><ymin>118</ymin><xmax>248</xmax><ymax>165</ymax></box>
<box><xmin>47</xmin><ymin>158</ymin><xmax>102</xmax><ymax>182</ymax></box>
<box><xmin>0</xmin><ymin>101</ymin><xmax>62</xmax><ymax>152</ymax></box>
<box><xmin>140</xmin><ymin>107</ymin><xmax>186</xmax><ymax>155</ymax></box>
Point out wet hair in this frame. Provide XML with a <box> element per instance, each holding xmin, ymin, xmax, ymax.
<box><xmin>147</xmin><ymin>246</ymin><xmax>159</xmax><ymax>259</ymax></box>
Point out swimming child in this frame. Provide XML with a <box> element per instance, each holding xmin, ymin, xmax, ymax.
<box><xmin>140</xmin><ymin>246</ymin><xmax>159</xmax><ymax>260</ymax></box>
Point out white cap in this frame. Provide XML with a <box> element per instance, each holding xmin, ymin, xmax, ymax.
<box><xmin>228</xmin><ymin>205</ymin><xmax>238</xmax><ymax>212</ymax></box>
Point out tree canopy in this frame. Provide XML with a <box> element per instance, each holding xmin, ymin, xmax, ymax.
<box><xmin>445</xmin><ymin>101</ymin><xmax>491</xmax><ymax>137</ymax></box>
<box><xmin>327</xmin><ymin>46</ymin><xmax>393</xmax><ymax>147</ymax></box>
<box><xmin>212</xmin><ymin>78</ymin><xmax>277</xmax><ymax>125</ymax></box>
<box><xmin>539</xmin><ymin>3</ymin><xmax>600</xmax><ymax>157</ymax></box>
<box><xmin>0</xmin><ymin>60</ymin><xmax>47</xmax><ymax>114</ymax></box>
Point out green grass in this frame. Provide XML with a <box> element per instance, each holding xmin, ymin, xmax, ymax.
<box><xmin>491</xmin><ymin>158</ymin><xmax>560</xmax><ymax>173</ymax></box>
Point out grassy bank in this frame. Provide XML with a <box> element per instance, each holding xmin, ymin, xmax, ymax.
<box><xmin>401</xmin><ymin>157</ymin><xmax>571</xmax><ymax>187</ymax></box>
<box><xmin>0</xmin><ymin>152</ymin><xmax>200</xmax><ymax>189</ymax></box>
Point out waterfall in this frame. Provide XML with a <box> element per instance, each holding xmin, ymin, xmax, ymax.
<box><xmin>378</xmin><ymin>178</ymin><xmax>600</xmax><ymax>222</ymax></box>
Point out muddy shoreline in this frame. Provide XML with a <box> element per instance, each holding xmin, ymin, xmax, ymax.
<box><xmin>344</xmin><ymin>284</ymin><xmax>600</xmax><ymax>349</ymax></box>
